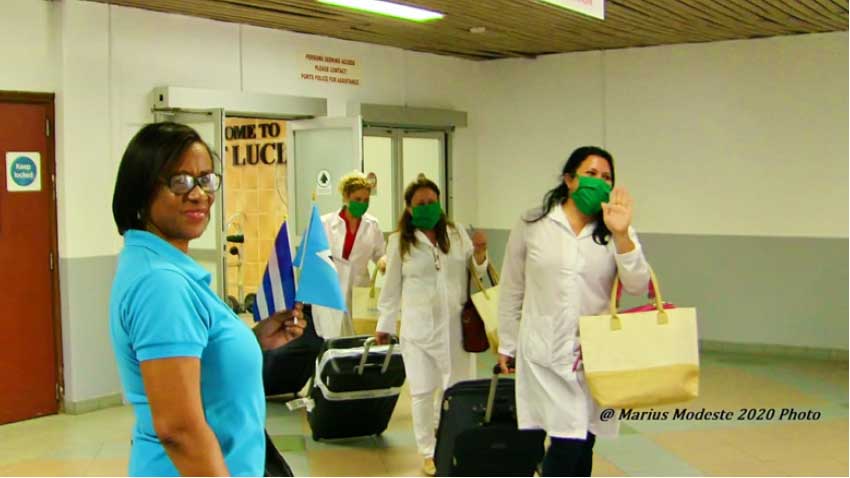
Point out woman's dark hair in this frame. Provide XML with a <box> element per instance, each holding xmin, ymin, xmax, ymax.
<box><xmin>112</xmin><ymin>122</ymin><xmax>214</xmax><ymax>235</ymax></box>
<box><xmin>397</xmin><ymin>178</ymin><xmax>455</xmax><ymax>258</ymax></box>
<box><xmin>527</xmin><ymin>145</ymin><xmax>615</xmax><ymax>245</ymax></box>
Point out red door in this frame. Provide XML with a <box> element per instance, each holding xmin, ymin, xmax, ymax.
<box><xmin>0</xmin><ymin>96</ymin><xmax>61</xmax><ymax>424</ymax></box>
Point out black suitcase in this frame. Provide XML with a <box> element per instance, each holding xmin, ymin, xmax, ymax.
<box><xmin>434</xmin><ymin>365</ymin><xmax>546</xmax><ymax>476</ymax></box>
<box><xmin>306</xmin><ymin>335</ymin><xmax>405</xmax><ymax>441</ymax></box>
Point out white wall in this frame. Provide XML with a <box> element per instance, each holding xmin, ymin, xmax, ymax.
<box><xmin>475</xmin><ymin>32</ymin><xmax>849</xmax><ymax>238</ymax></box>
<box><xmin>475</xmin><ymin>51</ymin><xmax>606</xmax><ymax>229</ymax></box>
<box><xmin>605</xmin><ymin>33</ymin><xmax>848</xmax><ymax>238</ymax></box>
<box><xmin>55</xmin><ymin>0</ymin><xmax>114</xmax><ymax>261</ymax></box>
<box><xmin>0</xmin><ymin>0</ymin><xmax>56</xmax><ymax>93</ymax></box>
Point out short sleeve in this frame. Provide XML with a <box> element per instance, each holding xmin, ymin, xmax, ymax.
<box><xmin>122</xmin><ymin>269</ymin><xmax>212</xmax><ymax>362</ymax></box>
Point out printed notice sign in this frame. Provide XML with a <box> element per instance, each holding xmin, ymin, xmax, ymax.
<box><xmin>539</xmin><ymin>0</ymin><xmax>604</xmax><ymax>19</ymax></box>
<box><xmin>6</xmin><ymin>152</ymin><xmax>41</xmax><ymax>192</ymax></box>
<box><xmin>300</xmin><ymin>53</ymin><xmax>362</xmax><ymax>86</ymax></box>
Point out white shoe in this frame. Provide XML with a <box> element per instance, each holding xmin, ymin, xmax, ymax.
<box><xmin>422</xmin><ymin>457</ymin><xmax>436</xmax><ymax>476</ymax></box>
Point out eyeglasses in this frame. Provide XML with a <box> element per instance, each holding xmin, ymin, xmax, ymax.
<box><xmin>163</xmin><ymin>172</ymin><xmax>222</xmax><ymax>195</ymax></box>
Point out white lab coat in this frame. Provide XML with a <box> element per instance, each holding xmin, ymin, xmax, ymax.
<box><xmin>498</xmin><ymin>207</ymin><xmax>650</xmax><ymax>440</ymax></box>
<box><xmin>312</xmin><ymin>210</ymin><xmax>386</xmax><ymax>338</ymax></box>
<box><xmin>376</xmin><ymin>225</ymin><xmax>487</xmax><ymax>395</ymax></box>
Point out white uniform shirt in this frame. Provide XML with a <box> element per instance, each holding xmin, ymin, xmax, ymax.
<box><xmin>377</xmin><ymin>225</ymin><xmax>487</xmax><ymax>394</ymax></box>
<box><xmin>312</xmin><ymin>210</ymin><xmax>385</xmax><ymax>338</ymax></box>
<box><xmin>498</xmin><ymin>207</ymin><xmax>650</xmax><ymax>439</ymax></box>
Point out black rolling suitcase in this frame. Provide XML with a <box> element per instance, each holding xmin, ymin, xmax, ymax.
<box><xmin>434</xmin><ymin>364</ymin><xmax>546</xmax><ymax>476</ymax></box>
<box><xmin>305</xmin><ymin>335</ymin><xmax>405</xmax><ymax>441</ymax></box>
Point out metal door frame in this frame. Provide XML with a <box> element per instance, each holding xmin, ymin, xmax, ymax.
<box><xmin>362</xmin><ymin>126</ymin><xmax>450</xmax><ymax>222</ymax></box>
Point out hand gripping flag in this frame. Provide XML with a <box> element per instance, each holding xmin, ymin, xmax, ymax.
<box><xmin>252</xmin><ymin>220</ymin><xmax>297</xmax><ymax>322</ymax></box>
<box><xmin>294</xmin><ymin>204</ymin><xmax>347</xmax><ymax>311</ymax></box>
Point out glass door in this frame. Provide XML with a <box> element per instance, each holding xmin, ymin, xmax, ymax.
<box><xmin>401</xmin><ymin>131</ymin><xmax>447</xmax><ymax>211</ymax></box>
<box><xmin>362</xmin><ymin>130</ymin><xmax>396</xmax><ymax>233</ymax></box>
<box><xmin>362</xmin><ymin>128</ymin><xmax>448</xmax><ymax>227</ymax></box>
<box><xmin>286</xmin><ymin>116</ymin><xmax>362</xmax><ymax>238</ymax></box>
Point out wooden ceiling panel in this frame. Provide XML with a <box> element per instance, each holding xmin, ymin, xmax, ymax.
<box><xmin>85</xmin><ymin>0</ymin><xmax>849</xmax><ymax>60</ymax></box>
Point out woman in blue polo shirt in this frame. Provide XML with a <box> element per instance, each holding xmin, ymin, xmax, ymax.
<box><xmin>110</xmin><ymin>122</ymin><xmax>304</xmax><ymax>476</ymax></box>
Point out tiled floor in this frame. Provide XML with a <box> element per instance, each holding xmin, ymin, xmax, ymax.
<box><xmin>0</xmin><ymin>351</ymin><xmax>846</xmax><ymax>476</ymax></box>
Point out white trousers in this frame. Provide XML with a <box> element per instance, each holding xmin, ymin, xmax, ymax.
<box><xmin>411</xmin><ymin>389</ymin><xmax>444</xmax><ymax>458</ymax></box>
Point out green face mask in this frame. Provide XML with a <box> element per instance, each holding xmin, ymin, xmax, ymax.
<box><xmin>347</xmin><ymin>200</ymin><xmax>368</xmax><ymax>218</ymax></box>
<box><xmin>410</xmin><ymin>202</ymin><xmax>442</xmax><ymax>230</ymax></box>
<box><xmin>571</xmin><ymin>175</ymin><xmax>612</xmax><ymax>216</ymax></box>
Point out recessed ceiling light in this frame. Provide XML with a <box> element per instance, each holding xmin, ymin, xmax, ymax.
<box><xmin>318</xmin><ymin>0</ymin><xmax>444</xmax><ymax>22</ymax></box>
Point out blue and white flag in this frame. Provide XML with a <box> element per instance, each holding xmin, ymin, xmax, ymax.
<box><xmin>294</xmin><ymin>204</ymin><xmax>347</xmax><ymax>311</ymax></box>
<box><xmin>252</xmin><ymin>220</ymin><xmax>297</xmax><ymax>322</ymax></box>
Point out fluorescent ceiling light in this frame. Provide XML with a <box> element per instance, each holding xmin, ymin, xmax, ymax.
<box><xmin>318</xmin><ymin>0</ymin><xmax>444</xmax><ymax>22</ymax></box>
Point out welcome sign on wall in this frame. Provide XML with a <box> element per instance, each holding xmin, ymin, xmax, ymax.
<box><xmin>223</xmin><ymin>117</ymin><xmax>289</xmax><ymax>301</ymax></box>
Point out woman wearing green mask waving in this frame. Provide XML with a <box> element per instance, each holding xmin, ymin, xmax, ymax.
<box><xmin>375</xmin><ymin>177</ymin><xmax>488</xmax><ymax>476</ymax></box>
<box><xmin>497</xmin><ymin>146</ymin><xmax>651</xmax><ymax>477</ymax></box>
<box><xmin>312</xmin><ymin>171</ymin><xmax>387</xmax><ymax>338</ymax></box>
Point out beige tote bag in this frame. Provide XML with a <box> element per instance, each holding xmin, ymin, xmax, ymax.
<box><xmin>579</xmin><ymin>268</ymin><xmax>699</xmax><ymax>409</ymax></box>
<box><xmin>351</xmin><ymin>267</ymin><xmax>380</xmax><ymax>334</ymax></box>
<box><xmin>470</xmin><ymin>262</ymin><xmax>501</xmax><ymax>353</ymax></box>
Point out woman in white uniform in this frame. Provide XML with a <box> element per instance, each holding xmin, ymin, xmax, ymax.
<box><xmin>313</xmin><ymin>172</ymin><xmax>386</xmax><ymax>338</ymax></box>
<box><xmin>375</xmin><ymin>177</ymin><xmax>488</xmax><ymax>476</ymax></box>
<box><xmin>497</xmin><ymin>146</ymin><xmax>651</xmax><ymax>477</ymax></box>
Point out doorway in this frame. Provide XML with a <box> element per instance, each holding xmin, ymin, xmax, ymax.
<box><xmin>152</xmin><ymin>107</ymin><xmax>361</xmax><ymax>307</ymax></box>
<box><xmin>0</xmin><ymin>92</ymin><xmax>62</xmax><ymax>425</ymax></box>
<box><xmin>362</xmin><ymin>128</ymin><xmax>448</xmax><ymax>233</ymax></box>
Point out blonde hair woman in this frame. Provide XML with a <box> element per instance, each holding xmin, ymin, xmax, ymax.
<box><xmin>312</xmin><ymin>171</ymin><xmax>387</xmax><ymax>338</ymax></box>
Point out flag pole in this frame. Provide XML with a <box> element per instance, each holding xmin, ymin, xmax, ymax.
<box><xmin>294</xmin><ymin>190</ymin><xmax>317</xmax><ymax>294</ymax></box>
<box><xmin>293</xmin><ymin>191</ymin><xmax>316</xmax><ymax>321</ymax></box>
<box><xmin>298</xmin><ymin>190</ymin><xmax>317</xmax><ymax>271</ymax></box>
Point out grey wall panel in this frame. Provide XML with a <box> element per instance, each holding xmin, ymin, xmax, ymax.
<box><xmin>59</xmin><ymin>255</ymin><xmax>121</xmax><ymax>405</ymax></box>
<box><xmin>480</xmin><ymin>228</ymin><xmax>848</xmax><ymax>350</ymax></box>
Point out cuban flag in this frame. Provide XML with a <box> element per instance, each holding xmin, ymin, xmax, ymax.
<box><xmin>294</xmin><ymin>204</ymin><xmax>347</xmax><ymax>311</ymax></box>
<box><xmin>252</xmin><ymin>220</ymin><xmax>297</xmax><ymax>322</ymax></box>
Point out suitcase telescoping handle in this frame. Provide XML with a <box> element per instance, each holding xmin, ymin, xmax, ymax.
<box><xmin>357</xmin><ymin>336</ymin><xmax>398</xmax><ymax>376</ymax></box>
<box><xmin>484</xmin><ymin>359</ymin><xmax>514</xmax><ymax>424</ymax></box>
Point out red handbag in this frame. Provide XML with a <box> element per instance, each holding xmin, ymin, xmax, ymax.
<box><xmin>461</xmin><ymin>261</ymin><xmax>490</xmax><ymax>353</ymax></box>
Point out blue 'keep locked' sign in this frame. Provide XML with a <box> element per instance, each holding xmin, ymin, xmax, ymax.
<box><xmin>6</xmin><ymin>152</ymin><xmax>41</xmax><ymax>192</ymax></box>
